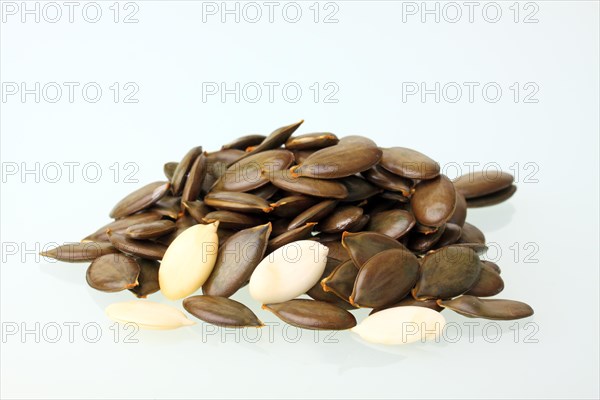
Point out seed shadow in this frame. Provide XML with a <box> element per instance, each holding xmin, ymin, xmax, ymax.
<box><xmin>465</xmin><ymin>202</ymin><xmax>516</xmax><ymax>233</ymax></box>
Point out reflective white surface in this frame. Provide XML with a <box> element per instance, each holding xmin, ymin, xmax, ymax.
<box><xmin>1</xmin><ymin>1</ymin><xmax>598</xmax><ymax>398</ymax></box>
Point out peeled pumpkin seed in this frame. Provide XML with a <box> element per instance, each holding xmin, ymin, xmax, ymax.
<box><xmin>413</xmin><ymin>246</ymin><xmax>482</xmax><ymax>300</ymax></box>
<box><xmin>183</xmin><ymin>295</ymin><xmax>263</xmax><ymax>328</ymax></box>
<box><xmin>203</xmin><ymin>223</ymin><xmax>271</xmax><ymax>297</ymax></box>
<box><xmin>339</xmin><ymin>176</ymin><xmax>381</xmax><ymax>202</ymax></box>
<box><xmin>411</xmin><ymin>175</ymin><xmax>456</xmax><ymax>228</ymax></box>
<box><xmin>105</xmin><ymin>300</ymin><xmax>194</xmax><ymax>330</ymax></box>
<box><xmin>362</xmin><ymin>165</ymin><xmax>414</xmax><ymax>196</ymax></box>
<box><xmin>267</xmin><ymin>222</ymin><xmax>317</xmax><ymax>252</ymax></box>
<box><xmin>125</xmin><ymin>220</ymin><xmax>176</xmax><ymax>240</ymax></box>
<box><xmin>109</xmin><ymin>181</ymin><xmax>171</xmax><ymax>219</ymax></box>
<box><xmin>438</xmin><ymin>296</ymin><xmax>534</xmax><ymax>320</ymax></box>
<box><xmin>221</xmin><ymin>134</ymin><xmax>266</xmax><ymax>150</ymax></box>
<box><xmin>352</xmin><ymin>306</ymin><xmax>446</xmax><ymax>345</ymax></box>
<box><xmin>465</xmin><ymin>262</ymin><xmax>505</xmax><ymax>297</ymax></box>
<box><xmin>41</xmin><ymin>242</ymin><xmax>118</xmax><ymax>262</ymax></box>
<box><xmin>163</xmin><ymin>162</ymin><xmax>178</xmax><ymax>180</ymax></box>
<box><xmin>107</xmin><ymin>231</ymin><xmax>167</xmax><ymax>261</ymax></box>
<box><xmin>86</xmin><ymin>253</ymin><xmax>140</xmax><ymax>292</ymax></box>
<box><xmin>454</xmin><ymin>170</ymin><xmax>514</xmax><ymax>199</ymax></box>
<box><xmin>270</xmin><ymin>195</ymin><xmax>318</xmax><ymax>218</ymax></box>
<box><xmin>319</xmin><ymin>205</ymin><xmax>363</xmax><ymax>233</ymax></box>
<box><xmin>158</xmin><ymin>222</ymin><xmax>219</xmax><ymax>300</ymax></box>
<box><xmin>366</xmin><ymin>209</ymin><xmax>415</xmax><ymax>239</ymax></box>
<box><xmin>466</xmin><ymin>184</ymin><xmax>517</xmax><ymax>208</ymax></box>
<box><xmin>129</xmin><ymin>259</ymin><xmax>160</xmax><ymax>298</ymax></box>
<box><xmin>263</xmin><ymin>299</ymin><xmax>356</xmax><ymax>330</ymax></box>
<box><xmin>321</xmin><ymin>259</ymin><xmax>358</xmax><ymax>302</ymax></box>
<box><xmin>291</xmin><ymin>136</ymin><xmax>382</xmax><ymax>179</ymax></box>
<box><xmin>249</xmin><ymin>240</ymin><xmax>328</xmax><ymax>304</ymax></box>
<box><xmin>204</xmin><ymin>191</ymin><xmax>273</xmax><ymax>213</ymax></box>
<box><xmin>269</xmin><ymin>169</ymin><xmax>348</xmax><ymax>199</ymax></box>
<box><xmin>350</xmin><ymin>249</ymin><xmax>419</xmax><ymax>308</ymax></box>
<box><xmin>342</xmin><ymin>231</ymin><xmax>407</xmax><ymax>269</ymax></box>
<box><xmin>288</xmin><ymin>199</ymin><xmax>338</xmax><ymax>230</ymax></box>
<box><xmin>171</xmin><ymin>146</ymin><xmax>203</xmax><ymax>195</ymax></box>
<box><xmin>202</xmin><ymin>210</ymin><xmax>264</xmax><ymax>230</ymax></box>
<box><xmin>181</xmin><ymin>152</ymin><xmax>207</xmax><ymax>203</ymax></box>
<box><xmin>380</xmin><ymin>147</ymin><xmax>440</xmax><ymax>180</ymax></box>
<box><xmin>285</xmin><ymin>132</ymin><xmax>339</xmax><ymax>150</ymax></box>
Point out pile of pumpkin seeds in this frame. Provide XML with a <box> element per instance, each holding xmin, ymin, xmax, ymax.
<box><xmin>42</xmin><ymin>120</ymin><xmax>534</xmax><ymax>344</ymax></box>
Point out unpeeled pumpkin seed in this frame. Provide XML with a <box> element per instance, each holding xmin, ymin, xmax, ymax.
<box><xmin>240</xmin><ymin>120</ymin><xmax>304</xmax><ymax>160</ymax></box>
<box><xmin>342</xmin><ymin>231</ymin><xmax>406</xmax><ymax>268</ymax></box>
<box><xmin>465</xmin><ymin>262</ymin><xmax>504</xmax><ymax>297</ymax></box>
<box><xmin>221</xmin><ymin>134</ymin><xmax>266</xmax><ymax>150</ymax></box>
<box><xmin>109</xmin><ymin>181</ymin><xmax>171</xmax><ymax>219</ymax></box>
<box><xmin>268</xmin><ymin>169</ymin><xmax>348</xmax><ymax>199</ymax></box>
<box><xmin>82</xmin><ymin>211</ymin><xmax>163</xmax><ymax>242</ymax></box>
<box><xmin>319</xmin><ymin>205</ymin><xmax>363</xmax><ymax>233</ymax></box>
<box><xmin>182</xmin><ymin>200</ymin><xmax>211</xmax><ymax>223</ymax></box>
<box><xmin>107</xmin><ymin>231</ymin><xmax>167</xmax><ymax>261</ymax></box>
<box><xmin>125</xmin><ymin>220</ymin><xmax>176</xmax><ymax>240</ymax></box>
<box><xmin>288</xmin><ymin>199</ymin><xmax>338</xmax><ymax>230</ymax></box>
<box><xmin>466</xmin><ymin>185</ymin><xmax>517</xmax><ymax>208</ymax></box>
<box><xmin>106</xmin><ymin>300</ymin><xmax>194</xmax><ymax>330</ymax></box>
<box><xmin>370</xmin><ymin>297</ymin><xmax>443</xmax><ymax>315</ymax></box>
<box><xmin>352</xmin><ymin>306</ymin><xmax>446</xmax><ymax>345</ymax></box>
<box><xmin>411</xmin><ymin>175</ymin><xmax>456</xmax><ymax>228</ymax></box>
<box><xmin>362</xmin><ymin>165</ymin><xmax>414</xmax><ymax>195</ymax></box>
<box><xmin>181</xmin><ymin>152</ymin><xmax>207</xmax><ymax>203</ymax></box>
<box><xmin>41</xmin><ymin>242</ymin><xmax>118</xmax><ymax>262</ymax></box>
<box><xmin>380</xmin><ymin>147</ymin><xmax>440</xmax><ymax>180</ymax></box>
<box><xmin>86</xmin><ymin>253</ymin><xmax>140</xmax><ymax>292</ymax></box>
<box><xmin>204</xmin><ymin>191</ymin><xmax>273</xmax><ymax>213</ymax></box>
<box><xmin>183</xmin><ymin>295</ymin><xmax>263</xmax><ymax>328</ymax></box>
<box><xmin>285</xmin><ymin>132</ymin><xmax>339</xmax><ymax>150</ymax></box>
<box><xmin>321</xmin><ymin>259</ymin><xmax>357</xmax><ymax>302</ymax></box>
<box><xmin>202</xmin><ymin>210</ymin><xmax>264</xmax><ymax>230</ymax></box>
<box><xmin>306</xmin><ymin>257</ymin><xmax>355</xmax><ymax>309</ymax></box>
<box><xmin>249</xmin><ymin>240</ymin><xmax>328</xmax><ymax>304</ymax></box>
<box><xmin>270</xmin><ymin>195</ymin><xmax>318</xmax><ymax>218</ymax></box>
<box><xmin>129</xmin><ymin>259</ymin><xmax>160</xmax><ymax>298</ymax></box>
<box><xmin>267</xmin><ymin>222</ymin><xmax>316</xmax><ymax>252</ymax></box>
<box><xmin>454</xmin><ymin>170</ymin><xmax>514</xmax><ymax>199</ymax></box>
<box><xmin>163</xmin><ymin>162</ymin><xmax>178</xmax><ymax>180</ymax></box>
<box><xmin>438</xmin><ymin>295</ymin><xmax>534</xmax><ymax>320</ymax></box>
<box><xmin>171</xmin><ymin>146</ymin><xmax>203</xmax><ymax>195</ymax></box>
<box><xmin>263</xmin><ymin>299</ymin><xmax>356</xmax><ymax>330</ymax></box>
<box><xmin>366</xmin><ymin>209</ymin><xmax>415</xmax><ymax>239</ymax></box>
<box><xmin>158</xmin><ymin>222</ymin><xmax>219</xmax><ymax>300</ymax></box>
<box><xmin>339</xmin><ymin>176</ymin><xmax>381</xmax><ymax>202</ymax></box>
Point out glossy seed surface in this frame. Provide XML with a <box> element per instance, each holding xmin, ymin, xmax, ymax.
<box><xmin>183</xmin><ymin>295</ymin><xmax>263</xmax><ymax>327</ymax></box>
<box><xmin>263</xmin><ymin>299</ymin><xmax>356</xmax><ymax>330</ymax></box>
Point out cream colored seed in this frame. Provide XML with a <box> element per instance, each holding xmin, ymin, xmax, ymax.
<box><xmin>249</xmin><ymin>240</ymin><xmax>329</xmax><ymax>304</ymax></box>
<box><xmin>105</xmin><ymin>300</ymin><xmax>194</xmax><ymax>330</ymax></box>
<box><xmin>158</xmin><ymin>222</ymin><xmax>219</xmax><ymax>300</ymax></box>
<box><xmin>351</xmin><ymin>306</ymin><xmax>446</xmax><ymax>345</ymax></box>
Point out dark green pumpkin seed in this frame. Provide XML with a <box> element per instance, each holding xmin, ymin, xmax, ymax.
<box><xmin>341</xmin><ymin>231</ymin><xmax>407</xmax><ymax>269</ymax></box>
<box><xmin>171</xmin><ymin>146</ymin><xmax>203</xmax><ymax>195</ymax></box>
<box><xmin>366</xmin><ymin>209</ymin><xmax>415</xmax><ymax>239</ymax></box>
<box><xmin>288</xmin><ymin>199</ymin><xmax>338</xmax><ymax>230</ymax></box>
<box><xmin>269</xmin><ymin>169</ymin><xmax>348</xmax><ymax>199</ymax></box>
<box><xmin>221</xmin><ymin>134</ymin><xmax>266</xmax><ymax>150</ymax></box>
<box><xmin>437</xmin><ymin>295</ymin><xmax>533</xmax><ymax>320</ymax></box>
<box><xmin>181</xmin><ymin>152</ymin><xmax>207</xmax><ymax>203</ymax></box>
<box><xmin>125</xmin><ymin>220</ymin><xmax>176</xmax><ymax>240</ymax></box>
<box><xmin>270</xmin><ymin>195</ymin><xmax>318</xmax><ymax>218</ymax></box>
<box><xmin>262</xmin><ymin>299</ymin><xmax>356</xmax><ymax>330</ymax></box>
<box><xmin>362</xmin><ymin>165</ymin><xmax>414</xmax><ymax>195</ymax></box>
<box><xmin>41</xmin><ymin>242</ymin><xmax>119</xmax><ymax>263</ymax></box>
<box><xmin>203</xmin><ymin>223</ymin><xmax>271</xmax><ymax>297</ymax></box>
<box><xmin>109</xmin><ymin>181</ymin><xmax>170</xmax><ymax>219</ymax></box>
<box><xmin>204</xmin><ymin>191</ymin><xmax>273</xmax><ymax>213</ymax></box>
<box><xmin>184</xmin><ymin>295</ymin><xmax>263</xmax><ymax>327</ymax></box>
<box><xmin>321</xmin><ymin>259</ymin><xmax>358</xmax><ymax>302</ymax></box>
<box><xmin>129</xmin><ymin>258</ymin><xmax>160</xmax><ymax>298</ymax></box>
<box><xmin>454</xmin><ymin>171</ymin><xmax>514</xmax><ymax>199</ymax></box>
<box><xmin>285</xmin><ymin>132</ymin><xmax>339</xmax><ymax>150</ymax></box>
<box><xmin>466</xmin><ymin>185</ymin><xmax>517</xmax><ymax>208</ymax></box>
<box><xmin>350</xmin><ymin>249</ymin><xmax>419</xmax><ymax>308</ymax></box>
<box><xmin>267</xmin><ymin>222</ymin><xmax>316</xmax><ymax>252</ymax></box>
<box><xmin>465</xmin><ymin>262</ymin><xmax>505</xmax><ymax>297</ymax></box>
<box><xmin>410</xmin><ymin>175</ymin><xmax>456</xmax><ymax>227</ymax></box>
<box><xmin>413</xmin><ymin>246</ymin><xmax>482</xmax><ymax>300</ymax></box>
<box><xmin>380</xmin><ymin>147</ymin><xmax>440</xmax><ymax>179</ymax></box>
<box><xmin>202</xmin><ymin>210</ymin><xmax>264</xmax><ymax>230</ymax></box>
<box><xmin>108</xmin><ymin>231</ymin><xmax>167</xmax><ymax>260</ymax></box>
<box><xmin>86</xmin><ymin>253</ymin><xmax>140</xmax><ymax>292</ymax></box>
<box><xmin>319</xmin><ymin>205</ymin><xmax>363</xmax><ymax>233</ymax></box>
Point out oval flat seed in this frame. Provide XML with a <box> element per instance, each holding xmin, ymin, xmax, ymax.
<box><xmin>362</xmin><ymin>165</ymin><xmax>414</xmax><ymax>195</ymax></box>
<box><xmin>366</xmin><ymin>209</ymin><xmax>415</xmax><ymax>239</ymax></box>
<box><xmin>318</xmin><ymin>239</ymin><xmax>350</xmax><ymax>262</ymax></box>
<box><xmin>339</xmin><ymin>176</ymin><xmax>381</xmax><ymax>202</ymax></box>
<box><xmin>438</xmin><ymin>296</ymin><xmax>534</xmax><ymax>320</ymax></box>
<box><xmin>288</xmin><ymin>199</ymin><xmax>338</xmax><ymax>230</ymax></box>
<box><xmin>292</xmin><ymin>136</ymin><xmax>382</xmax><ymax>179</ymax></box>
<box><xmin>249</xmin><ymin>240</ymin><xmax>329</xmax><ymax>304</ymax></box>
<box><xmin>342</xmin><ymin>231</ymin><xmax>407</xmax><ymax>269</ymax></box>
<box><xmin>171</xmin><ymin>146</ymin><xmax>203</xmax><ymax>195</ymax></box>
<box><xmin>105</xmin><ymin>300</ymin><xmax>194</xmax><ymax>330</ymax></box>
<box><xmin>350</xmin><ymin>249</ymin><xmax>419</xmax><ymax>308</ymax></box>
<box><xmin>370</xmin><ymin>297</ymin><xmax>443</xmax><ymax>315</ymax></box>
<box><xmin>163</xmin><ymin>162</ymin><xmax>178</xmax><ymax>180</ymax></box>
<box><xmin>306</xmin><ymin>257</ymin><xmax>355</xmax><ymax>309</ymax></box>
<box><xmin>263</xmin><ymin>299</ymin><xmax>356</xmax><ymax>330</ymax></box>
<box><xmin>448</xmin><ymin>192</ymin><xmax>468</xmax><ymax>227</ymax></box>
<box><xmin>270</xmin><ymin>195</ymin><xmax>318</xmax><ymax>218</ymax></box>
<box><xmin>380</xmin><ymin>147</ymin><xmax>440</xmax><ymax>180</ymax></box>
<box><xmin>108</xmin><ymin>232</ymin><xmax>167</xmax><ymax>260</ymax></box>
<box><xmin>181</xmin><ymin>152</ymin><xmax>207</xmax><ymax>203</ymax></box>
<box><xmin>125</xmin><ymin>220</ymin><xmax>176</xmax><ymax>240</ymax></box>
<box><xmin>158</xmin><ymin>222</ymin><xmax>219</xmax><ymax>300</ymax></box>
<box><xmin>408</xmin><ymin>224</ymin><xmax>447</xmax><ymax>253</ymax></box>
<box><xmin>319</xmin><ymin>205</ymin><xmax>363</xmax><ymax>233</ymax></box>
<box><xmin>379</xmin><ymin>191</ymin><xmax>410</xmax><ymax>203</ymax></box>
<box><xmin>321</xmin><ymin>259</ymin><xmax>357</xmax><ymax>302</ymax></box>
<box><xmin>155</xmin><ymin>214</ymin><xmax>198</xmax><ymax>246</ymax></box>
<box><xmin>410</xmin><ymin>175</ymin><xmax>456</xmax><ymax>227</ymax></box>
<box><xmin>203</xmin><ymin>223</ymin><xmax>271</xmax><ymax>297</ymax></box>
<box><xmin>183</xmin><ymin>295</ymin><xmax>263</xmax><ymax>328</ymax></box>
<box><xmin>249</xmin><ymin>183</ymin><xmax>279</xmax><ymax>200</ymax></box>
<box><xmin>109</xmin><ymin>181</ymin><xmax>170</xmax><ymax>219</ymax></box>
<box><xmin>86</xmin><ymin>253</ymin><xmax>140</xmax><ymax>292</ymax></box>
<box><xmin>292</xmin><ymin>149</ymin><xmax>314</xmax><ymax>164</ymax></box>
<box><xmin>465</xmin><ymin>262</ymin><xmax>504</xmax><ymax>297</ymax></box>
<box><xmin>267</xmin><ymin>222</ymin><xmax>317</xmax><ymax>252</ymax></box>
<box><xmin>285</xmin><ymin>132</ymin><xmax>339</xmax><ymax>150</ymax></box>
<box><xmin>204</xmin><ymin>191</ymin><xmax>273</xmax><ymax>213</ymax></box>
<box><xmin>202</xmin><ymin>210</ymin><xmax>264</xmax><ymax>230</ymax></box>
<box><xmin>413</xmin><ymin>246</ymin><xmax>482</xmax><ymax>300</ymax></box>
<box><xmin>40</xmin><ymin>242</ymin><xmax>119</xmax><ymax>263</ymax></box>
<box><xmin>150</xmin><ymin>196</ymin><xmax>181</xmax><ymax>219</ymax></box>
<box><xmin>129</xmin><ymin>259</ymin><xmax>160</xmax><ymax>298</ymax></box>
<box><xmin>352</xmin><ymin>306</ymin><xmax>446</xmax><ymax>345</ymax></box>
<box><xmin>433</xmin><ymin>223</ymin><xmax>462</xmax><ymax>248</ymax></box>
<box><xmin>182</xmin><ymin>200</ymin><xmax>212</xmax><ymax>223</ymax></box>
<box><xmin>454</xmin><ymin>170</ymin><xmax>514</xmax><ymax>199</ymax></box>
<box><xmin>206</xmin><ymin>149</ymin><xmax>246</xmax><ymax>167</ymax></box>
<box><xmin>346</xmin><ymin>214</ymin><xmax>370</xmax><ymax>233</ymax></box>
<box><xmin>466</xmin><ymin>185</ymin><xmax>517</xmax><ymax>208</ymax></box>
<box><xmin>221</xmin><ymin>134</ymin><xmax>266</xmax><ymax>150</ymax></box>
<box><xmin>82</xmin><ymin>211</ymin><xmax>163</xmax><ymax>242</ymax></box>
<box><xmin>483</xmin><ymin>260</ymin><xmax>501</xmax><ymax>274</ymax></box>
<box><xmin>218</xmin><ymin>149</ymin><xmax>295</xmax><ymax>192</ymax></box>
<box><xmin>459</xmin><ymin>222</ymin><xmax>486</xmax><ymax>244</ymax></box>
<box><xmin>269</xmin><ymin>169</ymin><xmax>348</xmax><ymax>199</ymax></box>
<box><xmin>239</xmin><ymin>120</ymin><xmax>304</xmax><ymax>160</ymax></box>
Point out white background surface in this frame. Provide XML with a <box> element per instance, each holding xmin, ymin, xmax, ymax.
<box><xmin>1</xmin><ymin>1</ymin><xmax>598</xmax><ymax>398</ymax></box>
